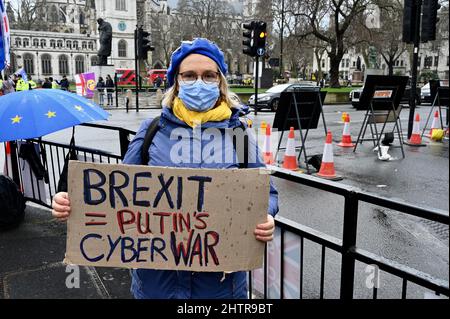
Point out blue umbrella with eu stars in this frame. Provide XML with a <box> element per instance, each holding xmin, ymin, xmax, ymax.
<box><xmin>0</xmin><ymin>89</ymin><xmax>110</xmax><ymax>142</ymax></box>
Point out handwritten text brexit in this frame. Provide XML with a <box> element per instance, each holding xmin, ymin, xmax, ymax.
<box><xmin>79</xmin><ymin>168</ymin><xmax>221</xmax><ymax>268</ymax></box>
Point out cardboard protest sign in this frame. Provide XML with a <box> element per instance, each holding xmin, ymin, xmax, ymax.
<box><xmin>64</xmin><ymin>161</ymin><xmax>270</xmax><ymax>272</ymax></box>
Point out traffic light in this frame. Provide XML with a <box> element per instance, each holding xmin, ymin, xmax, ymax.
<box><xmin>242</xmin><ymin>21</ymin><xmax>256</xmax><ymax>57</ymax></box>
<box><xmin>254</xmin><ymin>21</ymin><xmax>267</xmax><ymax>57</ymax></box>
<box><xmin>402</xmin><ymin>0</ymin><xmax>418</xmax><ymax>44</ymax></box>
<box><xmin>421</xmin><ymin>0</ymin><xmax>441</xmax><ymax>42</ymax></box>
<box><xmin>137</xmin><ymin>27</ymin><xmax>154</xmax><ymax>60</ymax></box>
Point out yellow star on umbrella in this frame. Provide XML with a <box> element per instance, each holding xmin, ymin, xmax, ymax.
<box><xmin>46</xmin><ymin>111</ymin><xmax>56</xmax><ymax>118</ymax></box>
<box><xmin>75</xmin><ymin>105</ymin><xmax>84</xmax><ymax>111</ymax></box>
<box><xmin>11</xmin><ymin>115</ymin><xmax>23</xmax><ymax>124</ymax></box>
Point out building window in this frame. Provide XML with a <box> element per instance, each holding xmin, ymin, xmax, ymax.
<box><xmin>447</xmin><ymin>56</ymin><xmax>449</xmax><ymax>67</ymax></box>
<box><xmin>75</xmin><ymin>55</ymin><xmax>85</xmax><ymax>74</ymax></box>
<box><xmin>424</xmin><ymin>56</ymin><xmax>433</xmax><ymax>69</ymax></box>
<box><xmin>41</xmin><ymin>54</ymin><xmax>52</xmax><ymax>75</ymax></box>
<box><xmin>91</xmin><ymin>56</ymin><xmax>98</xmax><ymax>66</ymax></box>
<box><xmin>50</xmin><ymin>40</ymin><xmax>56</xmax><ymax>48</ymax></box>
<box><xmin>321</xmin><ymin>60</ymin><xmax>325</xmax><ymax>68</ymax></box>
<box><xmin>79</xmin><ymin>12</ymin><xmax>85</xmax><ymax>25</ymax></box>
<box><xmin>57</xmin><ymin>40</ymin><xmax>63</xmax><ymax>48</ymax></box>
<box><xmin>23</xmin><ymin>53</ymin><xmax>34</xmax><ymax>75</ymax></box>
<box><xmin>116</xmin><ymin>0</ymin><xmax>126</xmax><ymax>11</ymax></box>
<box><xmin>88</xmin><ymin>42</ymin><xmax>94</xmax><ymax>50</ymax></box>
<box><xmin>23</xmin><ymin>38</ymin><xmax>29</xmax><ymax>47</ymax></box>
<box><xmin>73</xmin><ymin>41</ymin><xmax>79</xmax><ymax>49</ymax></box>
<box><xmin>33</xmin><ymin>39</ymin><xmax>39</xmax><ymax>47</ymax></box>
<box><xmin>49</xmin><ymin>5</ymin><xmax>58</xmax><ymax>23</ymax></box>
<box><xmin>400</xmin><ymin>60</ymin><xmax>404</xmax><ymax>67</ymax></box>
<box><xmin>59</xmin><ymin>55</ymin><xmax>69</xmax><ymax>75</ymax></box>
<box><xmin>66</xmin><ymin>40</ymin><xmax>72</xmax><ymax>49</ymax></box>
<box><xmin>118</xmin><ymin>40</ymin><xmax>127</xmax><ymax>57</ymax></box>
<box><xmin>82</xmin><ymin>41</ymin><xmax>87</xmax><ymax>50</ymax></box>
<box><xmin>346</xmin><ymin>59</ymin><xmax>350</xmax><ymax>68</ymax></box>
<box><xmin>15</xmin><ymin>38</ymin><xmax>21</xmax><ymax>47</ymax></box>
<box><xmin>40</xmin><ymin>39</ymin><xmax>46</xmax><ymax>48</ymax></box>
<box><xmin>434</xmin><ymin>56</ymin><xmax>439</xmax><ymax>67</ymax></box>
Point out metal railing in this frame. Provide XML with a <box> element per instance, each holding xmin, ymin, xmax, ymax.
<box><xmin>2</xmin><ymin>124</ymin><xmax>448</xmax><ymax>299</ymax></box>
<box><xmin>2</xmin><ymin>124</ymin><xmax>133</xmax><ymax>208</ymax></box>
<box><xmin>249</xmin><ymin>166</ymin><xmax>449</xmax><ymax>299</ymax></box>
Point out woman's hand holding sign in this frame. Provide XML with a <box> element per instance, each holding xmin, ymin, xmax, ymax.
<box><xmin>52</xmin><ymin>192</ymin><xmax>71</xmax><ymax>222</ymax></box>
<box><xmin>254</xmin><ymin>214</ymin><xmax>275</xmax><ymax>242</ymax></box>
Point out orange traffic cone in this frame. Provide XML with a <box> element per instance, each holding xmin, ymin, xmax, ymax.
<box><xmin>263</xmin><ymin>124</ymin><xmax>274</xmax><ymax>165</ymax></box>
<box><xmin>317</xmin><ymin>131</ymin><xmax>341</xmax><ymax>180</ymax></box>
<box><xmin>426</xmin><ymin>111</ymin><xmax>440</xmax><ymax>138</ymax></box>
<box><xmin>338</xmin><ymin>114</ymin><xmax>355</xmax><ymax>147</ymax></box>
<box><xmin>282</xmin><ymin>127</ymin><xmax>298</xmax><ymax>170</ymax></box>
<box><xmin>406</xmin><ymin>113</ymin><xmax>426</xmax><ymax>146</ymax></box>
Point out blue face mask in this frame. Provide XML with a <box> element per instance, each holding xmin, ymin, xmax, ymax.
<box><xmin>178</xmin><ymin>80</ymin><xmax>220</xmax><ymax>112</ymax></box>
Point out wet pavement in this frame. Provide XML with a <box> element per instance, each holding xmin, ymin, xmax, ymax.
<box><xmin>0</xmin><ymin>103</ymin><xmax>448</xmax><ymax>299</ymax></box>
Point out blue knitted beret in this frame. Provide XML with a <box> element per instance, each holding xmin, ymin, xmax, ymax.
<box><xmin>166</xmin><ymin>38</ymin><xmax>228</xmax><ymax>87</ymax></box>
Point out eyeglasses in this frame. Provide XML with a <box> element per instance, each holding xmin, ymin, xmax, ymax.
<box><xmin>178</xmin><ymin>71</ymin><xmax>220</xmax><ymax>85</ymax></box>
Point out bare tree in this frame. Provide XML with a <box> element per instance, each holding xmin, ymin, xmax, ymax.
<box><xmin>172</xmin><ymin>0</ymin><xmax>244</xmax><ymax>73</ymax></box>
<box><xmin>291</xmin><ymin>0</ymin><xmax>372</xmax><ymax>87</ymax></box>
<box><xmin>176</xmin><ymin>0</ymin><xmax>235</xmax><ymax>42</ymax></box>
<box><xmin>374</xmin><ymin>1</ymin><xmax>407</xmax><ymax>75</ymax></box>
<box><xmin>151</xmin><ymin>11</ymin><xmax>177</xmax><ymax>67</ymax></box>
<box><xmin>8</xmin><ymin>0</ymin><xmax>48</xmax><ymax>31</ymax></box>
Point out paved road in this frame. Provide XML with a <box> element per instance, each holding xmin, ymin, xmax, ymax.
<box><xmin>2</xmin><ymin>103</ymin><xmax>448</xmax><ymax>299</ymax></box>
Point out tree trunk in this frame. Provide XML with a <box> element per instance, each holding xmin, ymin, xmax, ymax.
<box><xmin>329</xmin><ymin>63</ymin><xmax>341</xmax><ymax>88</ymax></box>
<box><xmin>329</xmin><ymin>43</ymin><xmax>344</xmax><ymax>88</ymax></box>
<box><xmin>388</xmin><ymin>64</ymin><xmax>394</xmax><ymax>76</ymax></box>
<box><xmin>388</xmin><ymin>56</ymin><xmax>394</xmax><ymax>76</ymax></box>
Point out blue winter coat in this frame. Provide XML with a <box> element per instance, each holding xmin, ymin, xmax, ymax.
<box><xmin>122</xmin><ymin>106</ymin><xmax>279</xmax><ymax>299</ymax></box>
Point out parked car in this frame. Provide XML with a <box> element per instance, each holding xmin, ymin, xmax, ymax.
<box><xmin>421</xmin><ymin>82</ymin><xmax>431</xmax><ymax>104</ymax></box>
<box><xmin>421</xmin><ymin>80</ymin><xmax>449</xmax><ymax>104</ymax></box>
<box><xmin>248</xmin><ymin>83</ymin><xmax>317</xmax><ymax>112</ymax></box>
<box><xmin>349</xmin><ymin>81</ymin><xmax>421</xmax><ymax>109</ymax></box>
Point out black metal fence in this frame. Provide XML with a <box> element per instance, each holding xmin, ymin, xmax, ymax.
<box><xmin>250</xmin><ymin>167</ymin><xmax>449</xmax><ymax>299</ymax></box>
<box><xmin>2</xmin><ymin>123</ymin><xmax>132</xmax><ymax>208</ymax></box>
<box><xmin>1</xmin><ymin>123</ymin><xmax>448</xmax><ymax>299</ymax></box>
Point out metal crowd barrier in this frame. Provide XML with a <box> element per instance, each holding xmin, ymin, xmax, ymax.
<box><xmin>1</xmin><ymin>123</ymin><xmax>448</xmax><ymax>299</ymax></box>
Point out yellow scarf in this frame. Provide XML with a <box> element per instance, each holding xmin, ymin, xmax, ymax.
<box><xmin>172</xmin><ymin>97</ymin><xmax>232</xmax><ymax>128</ymax></box>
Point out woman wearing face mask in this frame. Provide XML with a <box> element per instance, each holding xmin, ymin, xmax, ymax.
<box><xmin>52</xmin><ymin>38</ymin><xmax>278</xmax><ymax>299</ymax></box>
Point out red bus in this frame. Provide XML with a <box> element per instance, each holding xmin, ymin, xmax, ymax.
<box><xmin>115</xmin><ymin>69</ymin><xmax>137</xmax><ymax>86</ymax></box>
<box><xmin>148</xmin><ymin>69</ymin><xmax>167</xmax><ymax>85</ymax></box>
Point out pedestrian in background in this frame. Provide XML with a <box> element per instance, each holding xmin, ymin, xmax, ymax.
<box><xmin>58</xmin><ymin>75</ymin><xmax>70</xmax><ymax>91</ymax></box>
<box><xmin>2</xmin><ymin>75</ymin><xmax>16</xmax><ymax>95</ymax></box>
<box><xmin>15</xmin><ymin>74</ymin><xmax>29</xmax><ymax>91</ymax></box>
<box><xmin>96</xmin><ymin>77</ymin><xmax>106</xmax><ymax>107</ymax></box>
<box><xmin>52</xmin><ymin>38</ymin><xmax>278</xmax><ymax>299</ymax></box>
<box><xmin>105</xmin><ymin>74</ymin><xmax>114</xmax><ymax>107</ymax></box>
<box><xmin>28</xmin><ymin>76</ymin><xmax>37</xmax><ymax>90</ymax></box>
<box><xmin>49</xmin><ymin>77</ymin><xmax>60</xmax><ymax>89</ymax></box>
<box><xmin>42</xmin><ymin>78</ymin><xmax>52</xmax><ymax>89</ymax></box>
